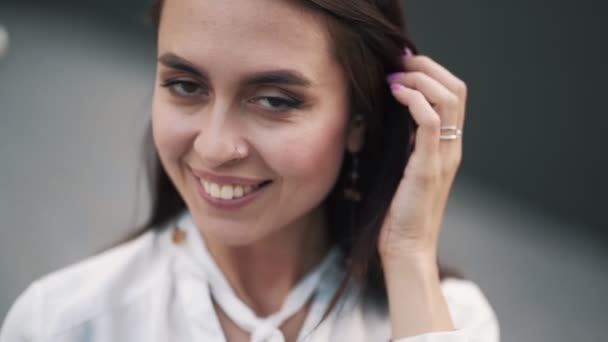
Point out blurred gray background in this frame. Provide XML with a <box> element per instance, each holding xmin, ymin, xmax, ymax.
<box><xmin>1</xmin><ymin>0</ymin><xmax>607</xmax><ymax>341</ymax></box>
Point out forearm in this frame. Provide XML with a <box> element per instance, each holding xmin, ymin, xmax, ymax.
<box><xmin>382</xmin><ymin>254</ymin><xmax>454</xmax><ymax>339</ymax></box>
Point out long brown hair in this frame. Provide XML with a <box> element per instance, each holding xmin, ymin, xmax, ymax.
<box><xmin>131</xmin><ymin>0</ymin><xmax>460</xmax><ymax>307</ymax></box>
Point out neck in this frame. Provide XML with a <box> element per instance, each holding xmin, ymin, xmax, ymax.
<box><xmin>204</xmin><ymin>207</ymin><xmax>330</xmax><ymax>317</ymax></box>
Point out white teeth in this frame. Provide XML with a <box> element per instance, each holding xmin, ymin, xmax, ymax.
<box><xmin>201</xmin><ymin>180</ymin><xmax>260</xmax><ymax>200</ymax></box>
<box><xmin>209</xmin><ymin>183</ymin><xmax>220</xmax><ymax>198</ymax></box>
<box><xmin>220</xmin><ymin>185</ymin><xmax>233</xmax><ymax>200</ymax></box>
<box><xmin>234</xmin><ymin>186</ymin><xmax>244</xmax><ymax>198</ymax></box>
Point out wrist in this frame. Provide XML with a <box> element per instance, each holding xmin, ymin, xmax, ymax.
<box><xmin>381</xmin><ymin>251</ymin><xmax>454</xmax><ymax>337</ymax></box>
<box><xmin>384</xmin><ymin>257</ymin><xmax>439</xmax><ymax>282</ymax></box>
<box><xmin>380</xmin><ymin>247</ymin><xmax>438</xmax><ymax>274</ymax></box>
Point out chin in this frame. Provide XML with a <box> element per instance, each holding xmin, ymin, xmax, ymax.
<box><xmin>191</xmin><ymin>211</ymin><xmax>268</xmax><ymax>247</ymax></box>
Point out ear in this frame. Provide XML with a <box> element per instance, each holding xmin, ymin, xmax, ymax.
<box><xmin>346</xmin><ymin>114</ymin><xmax>365</xmax><ymax>153</ymax></box>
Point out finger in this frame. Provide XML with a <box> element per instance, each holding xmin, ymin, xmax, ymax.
<box><xmin>389</xmin><ymin>83</ymin><xmax>440</xmax><ymax>161</ymax></box>
<box><xmin>403</xmin><ymin>54</ymin><xmax>468</xmax><ymax>133</ymax></box>
<box><xmin>403</xmin><ymin>54</ymin><xmax>468</xmax><ymax>101</ymax></box>
<box><xmin>386</xmin><ymin>71</ymin><xmax>460</xmax><ymax>114</ymax></box>
<box><xmin>391</xmin><ymin>79</ymin><xmax>462</xmax><ymax>182</ymax></box>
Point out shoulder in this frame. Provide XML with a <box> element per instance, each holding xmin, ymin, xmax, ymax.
<box><xmin>1</xmin><ymin>227</ymin><xmax>174</xmax><ymax>341</ymax></box>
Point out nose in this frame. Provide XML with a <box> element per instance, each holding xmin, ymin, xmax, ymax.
<box><xmin>193</xmin><ymin>107</ymin><xmax>248</xmax><ymax>168</ymax></box>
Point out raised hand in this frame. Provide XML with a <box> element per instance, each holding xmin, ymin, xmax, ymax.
<box><xmin>379</xmin><ymin>49</ymin><xmax>467</xmax><ymax>263</ymax></box>
<box><xmin>379</xmin><ymin>49</ymin><xmax>468</xmax><ymax>338</ymax></box>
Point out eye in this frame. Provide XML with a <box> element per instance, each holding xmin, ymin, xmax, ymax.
<box><xmin>252</xmin><ymin>96</ymin><xmax>302</xmax><ymax>112</ymax></box>
<box><xmin>161</xmin><ymin>79</ymin><xmax>204</xmax><ymax>97</ymax></box>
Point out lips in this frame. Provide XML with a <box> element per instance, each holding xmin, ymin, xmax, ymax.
<box><xmin>199</xmin><ymin>179</ymin><xmax>272</xmax><ymax>200</ymax></box>
<box><xmin>189</xmin><ymin>166</ymin><xmax>273</xmax><ymax>206</ymax></box>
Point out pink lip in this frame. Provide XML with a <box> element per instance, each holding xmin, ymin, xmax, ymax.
<box><xmin>190</xmin><ymin>167</ymin><xmax>267</xmax><ymax>186</ymax></box>
<box><xmin>189</xmin><ymin>166</ymin><xmax>272</xmax><ymax>210</ymax></box>
<box><xmin>193</xmin><ymin>175</ymin><xmax>269</xmax><ymax>209</ymax></box>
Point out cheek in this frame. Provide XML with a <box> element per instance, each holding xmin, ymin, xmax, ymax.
<box><xmin>265</xmin><ymin>113</ymin><xmax>348</xmax><ymax>195</ymax></box>
<box><xmin>151</xmin><ymin>98</ymin><xmax>202</xmax><ymax>199</ymax></box>
<box><xmin>151</xmin><ymin>99</ymin><xmax>194</xmax><ymax>163</ymax></box>
<box><xmin>286</xmin><ymin>132</ymin><xmax>343</xmax><ymax>179</ymax></box>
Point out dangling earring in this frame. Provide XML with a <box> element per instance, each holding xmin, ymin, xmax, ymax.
<box><xmin>344</xmin><ymin>153</ymin><xmax>362</xmax><ymax>202</ymax></box>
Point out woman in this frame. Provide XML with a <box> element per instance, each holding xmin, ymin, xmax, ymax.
<box><xmin>1</xmin><ymin>0</ymin><xmax>499</xmax><ymax>341</ymax></box>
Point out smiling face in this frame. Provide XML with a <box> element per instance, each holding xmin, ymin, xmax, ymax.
<box><xmin>152</xmin><ymin>0</ymin><xmax>360</xmax><ymax>246</ymax></box>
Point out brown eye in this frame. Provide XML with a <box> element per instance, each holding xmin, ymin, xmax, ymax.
<box><xmin>161</xmin><ymin>80</ymin><xmax>203</xmax><ymax>97</ymax></box>
<box><xmin>252</xmin><ymin>96</ymin><xmax>302</xmax><ymax>112</ymax></box>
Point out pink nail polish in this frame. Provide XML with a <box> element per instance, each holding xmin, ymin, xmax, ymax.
<box><xmin>390</xmin><ymin>83</ymin><xmax>403</xmax><ymax>91</ymax></box>
<box><xmin>386</xmin><ymin>72</ymin><xmax>401</xmax><ymax>83</ymax></box>
<box><xmin>403</xmin><ymin>47</ymin><xmax>413</xmax><ymax>57</ymax></box>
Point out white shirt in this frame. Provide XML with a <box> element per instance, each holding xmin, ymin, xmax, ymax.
<box><xmin>1</xmin><ymin>211</ymin><xmax>499</xmax><ymax>342</ymax></box>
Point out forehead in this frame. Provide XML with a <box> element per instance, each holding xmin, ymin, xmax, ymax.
<box><xmin>158</xmin><ymin>0</ymin><xmax>338</xmax><ymax>83</ymax></box>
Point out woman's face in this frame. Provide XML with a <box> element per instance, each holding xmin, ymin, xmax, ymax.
<box><xmin>152</xmin><ymin>0</ymin><xmax>359</xmax><ymax>246</ymax></box>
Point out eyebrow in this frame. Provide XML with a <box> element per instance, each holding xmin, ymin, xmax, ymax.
<box><xmin>157</xmin><ymin>52</ymin><xmax>312</xmax><ymax>87</ymax></box>
<box><xmin>158</xmin><ymin>53</ymin><xmax>207</xmax><ymax>78</ymax></box>
<box><xmin>243</xmin><ymin>70</ymin><xmax>312</xmax><ymax>87</ymax></box>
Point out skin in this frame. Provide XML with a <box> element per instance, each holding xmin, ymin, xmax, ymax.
<box><xmin>153</xmin><ymin>0</ymin><xmax>467</xmax><ymax>340</ymax></box>
<box><xmin>152</xmin><ymin>0</ymin><xmax>359</xmax><ymax>335</ymax></box>
<box><xmin>382</xmin><ymin>52</ymin><xmax>468</xmax><ymax>337</ymax></box>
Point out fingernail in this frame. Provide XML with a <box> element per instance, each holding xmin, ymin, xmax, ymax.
<box><xmin>390</xmin><ymin>83</ymin><xmax>404</xmax><ymax>91</ymax></box>
<box><xmin>386</xmin><ymin>72</ymin><xmax>401</xmax><ymax>83</ymax></box>
<box><xmin>403</xmin><ymin>47</ymin><xmax>413</xmax><ymax>57</ymax></box>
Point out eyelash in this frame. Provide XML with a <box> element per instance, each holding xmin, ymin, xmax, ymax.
<box><xmin>161</xmin><ymin>79</ymin><xmax>205</xmax><ymax>97</ymax></box>
<box><xmin>160</xmin><ymin>79</ymin><xmax>303</xmax><ymax>112</ymax></box>
<box><xmin>248</xmin><ymin>96</ymin><xmax>303</xmax><ymax>112</ymax></box>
